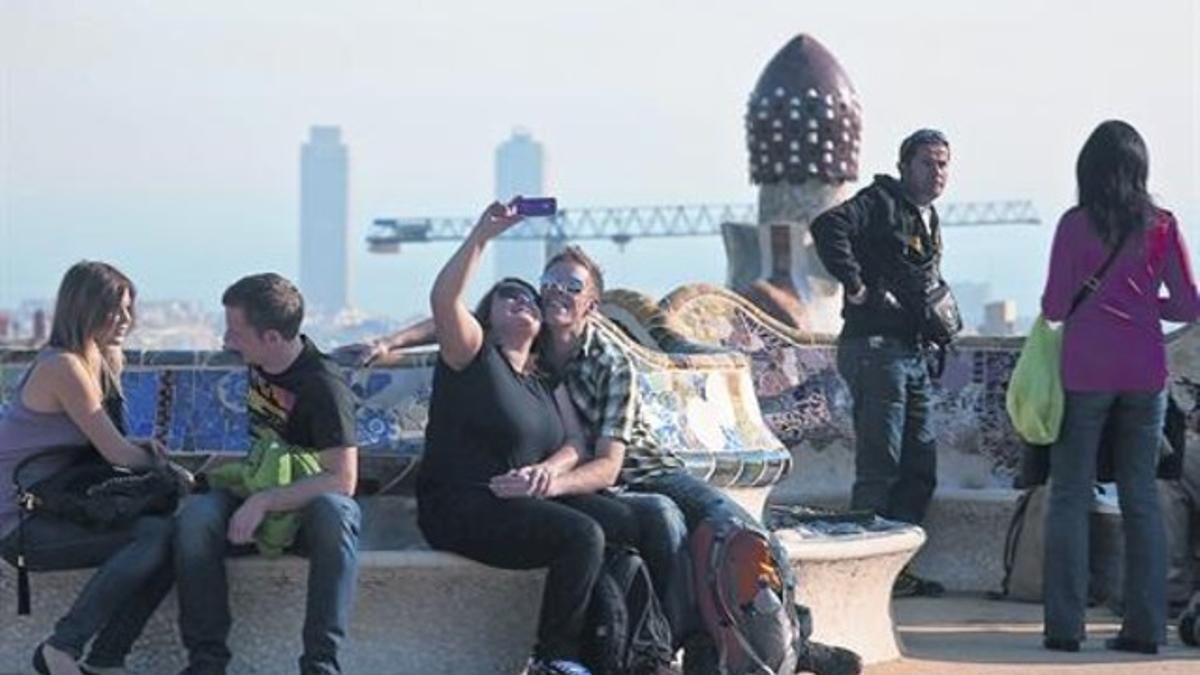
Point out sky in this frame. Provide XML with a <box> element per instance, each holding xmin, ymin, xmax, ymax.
<box><xmin>2</xmin><ymin>0</ymin><xmax>1197</xmax><ymax>323</ymax></box>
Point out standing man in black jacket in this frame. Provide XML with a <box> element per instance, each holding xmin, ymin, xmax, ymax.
<box><xmin>811</xmin><ymin>128</ymin><xmax>952</xmax><ymax>597</ymax></box>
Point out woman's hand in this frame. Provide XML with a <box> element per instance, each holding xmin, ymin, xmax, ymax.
<box><xmin>165</xmin><ymin>461</ymin><xmax>196</xmax><ymax>494</ymax></box>
<box><xmin>470</xmin><ymin>201</ymin><xmax>524</xmax><ymax>243</ymax></box>
<box><xmin>332</xmin><ymin>341</ymin><xmax>389</xmax><ymax>367</ymax></box>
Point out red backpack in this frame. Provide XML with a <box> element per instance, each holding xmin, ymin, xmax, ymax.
<box><xmin>689</xmin><ymin>517</ymin><xmax>809</xmax><ymax>674</ymax></box>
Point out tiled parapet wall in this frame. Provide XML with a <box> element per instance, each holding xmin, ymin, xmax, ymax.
<box><xmin>654</xmin><ymin>283</ymin><xmax>1200</xmax><ymax>494</ymax></box>
<box><xmin>0</xmin><ymin>348</ymin><xmax>437</xmax><ymax>493</ymax></box>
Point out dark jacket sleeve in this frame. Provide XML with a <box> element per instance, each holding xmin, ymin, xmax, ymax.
<box><xmin>806</xmin><ymin>189</ymin><xmax>873</xmax><ymax>294</ymax></box>
<box><xmin>811</xmin><ymin>190</ymin><xmax>872</xmax><ymax>296</ymax></box>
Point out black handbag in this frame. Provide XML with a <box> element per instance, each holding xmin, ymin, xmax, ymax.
<box><xmin>11</xmin><ymin>446</ymin><xmax>182</xmax><ymax>614</ymax></box>
<box><xmin>1015</xmin><ymin>394</ymin><xmax>1186</xmax><ymax>489</ymax></box>
<box><xmin>920</xmin><ymin>279</ymin><xmax>964</xmax><ymax>347</ymax></box>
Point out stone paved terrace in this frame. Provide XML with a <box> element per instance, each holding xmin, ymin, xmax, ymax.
<box><xmin>873</xmin><ymin>594</ymin><xmax>1199</xmax><ymax>674</ymax></box>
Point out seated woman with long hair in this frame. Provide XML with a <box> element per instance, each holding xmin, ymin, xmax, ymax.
<box><xmin>0</xmin><ymin>261</ymin><xmax>177</xmax><ymax>675</ymax></box>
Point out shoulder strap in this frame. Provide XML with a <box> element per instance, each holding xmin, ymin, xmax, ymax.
<box><xmin>1066</xmin><ymin>229</ymin><xmax>1133</xmax><ymax>318</ymax></box>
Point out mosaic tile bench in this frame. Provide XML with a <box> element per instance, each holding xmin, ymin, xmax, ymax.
<box><xmin>603</xmin><ymin>282</ymin><xmax>1200</xmax><ymax>592</ymax></box>
<box><xmin>4</xmin><ymin>316</ymin><xmax>915</xmax><ymax>671</ymax></box>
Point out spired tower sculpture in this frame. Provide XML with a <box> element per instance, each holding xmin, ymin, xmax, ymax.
<box><xmin>723</xmin><ymin>34</ymin><xmax>863</xmax><ymax>333</ymax></box>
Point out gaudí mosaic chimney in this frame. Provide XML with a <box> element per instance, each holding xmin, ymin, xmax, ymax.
<box><xmin>724</xmin><ymin>34</ymin><xmax>862</xmax><ymax>332</ymax></box>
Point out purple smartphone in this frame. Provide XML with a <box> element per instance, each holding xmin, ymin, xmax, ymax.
<box><xmin>513</xmin><ymin>197</ymin><xmax>557</xmax><ymax>217</ymax></box>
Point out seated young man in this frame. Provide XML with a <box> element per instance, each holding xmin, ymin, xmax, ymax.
<box><xmin>175</xmin><ymin>273</ymin><xmax>360</xmax><ymax>675</ymax></box>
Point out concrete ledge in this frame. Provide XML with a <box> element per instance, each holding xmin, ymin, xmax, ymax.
<box><xmin>776</xmin><ymin>488</ymin><xmax>1019</xmax><ymax>593</ymax></box>
<box><xmin>1</xmin><ymin>551</ymin><xmax>546</xmax><ymax>675</ymax></box>
<box><xmin>778</xmin><ymin>526</ymin><xmax>926</xmax><ymax>664</ymax></box>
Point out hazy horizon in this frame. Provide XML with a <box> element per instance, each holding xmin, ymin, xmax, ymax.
<box><xmin>3</xmin><ymin>1</ymin><xmax>1197</xmax><ymax>324</ymax></box>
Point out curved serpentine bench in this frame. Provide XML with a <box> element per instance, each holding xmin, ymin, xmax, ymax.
<box><xmin>643</xmin><ymin>282</ymin><xmax>1200</xmax><ymax>593</ymax></box>
<box><xmin>597</xmin><ymin>292</ymin><xmax>924</xmax><ymax>664</ymax></box>
<box><xmin>1</xmin><ymin>322</ymin><xmax>918</xmax><ymax>670</ymax></box>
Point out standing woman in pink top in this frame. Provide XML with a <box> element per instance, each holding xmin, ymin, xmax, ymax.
<box><xmin>1040</xmin><ymin>120</ymin><xmax>1200</xmax><ymax>654</ymax></box>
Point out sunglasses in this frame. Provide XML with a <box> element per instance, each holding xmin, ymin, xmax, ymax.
<box><xmin>539</xmin><ymin>273</ymin><xmax>586</xmax><ymax>296</ymax></box>
<box><xmin>495</xmin><ymin>284</ymin><xmax>539</xmax><ymax>307</ymax></box>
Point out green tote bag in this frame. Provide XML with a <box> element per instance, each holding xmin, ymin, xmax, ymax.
<box><xmin>1006</xmin><ymin>230</ymin><xmax>1130</xmax><ymax>446</ymax></box>
<box><xmin>1006</xmin><ymin>316</ymin><xmax>1065</xmax><ymax>444</ymax></box>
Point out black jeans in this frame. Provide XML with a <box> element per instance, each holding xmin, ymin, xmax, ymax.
<box><xmin>419</xmin><ymin>490</ymin><xmax>639</xmax><ymax>661</ymax></box>
<box><xmin>836</xmin><ymin>335</ymin><xmax>937</xmax><ymax>524</ymax></box>
<box><xmin>173</xmin><ymin>489</ymin><xmax>362</xmax><ymax>675</ymax></box>
<box><xmin>0</xmin><ymin>513</ymin><xmax>174</xmax><ymax>665</ymax></box>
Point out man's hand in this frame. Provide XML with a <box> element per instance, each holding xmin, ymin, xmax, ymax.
<box><xmin>227</xmin><ymin>492</ymin><xmax>271</xmax><ymax>544</ymax></box>
<box><xmin>489</xmin><ymin>464</ymin><xmax>556</xmax><ymax>499</ymax></box>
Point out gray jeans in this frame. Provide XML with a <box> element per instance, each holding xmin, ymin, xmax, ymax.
<box><xmin>1043</xmin><ymin>390</ymin><xmax>1167</xmax><ymax>644</ymax></box>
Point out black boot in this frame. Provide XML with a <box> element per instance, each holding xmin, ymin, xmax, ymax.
<box><xmin>795</xmin><ymin>640</ymin><xmax>862</xmax><ymax>675</ymax></box>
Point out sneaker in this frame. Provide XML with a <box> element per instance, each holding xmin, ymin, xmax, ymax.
<box><xmin>892</xmin><ymin>569</ymin><xmax>945</xmax><ymax>598</ymax></box>
<box><xmin>796</xmin><ymin>640</ymin><xmax>862</xmax><ymax>675</ymax></box>
<box><xmin>528</xmin><ymin>658</ymin><xmax>593</xmax><ymax>675</ymax></box>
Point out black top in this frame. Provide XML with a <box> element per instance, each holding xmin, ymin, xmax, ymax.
<box><xmin>418</xmin><ymin>341</ymin><xmax>566</xmax><ymax>499</ymax></box>
<box><xmin>248</xmin><ymin>336</ymin><xmax>358</xmax><ymax>451</ymax></box>
<box><xmin>811</xmin><ymin>174</ymin><xmax>946</xmax><ymax>340</ymax></box>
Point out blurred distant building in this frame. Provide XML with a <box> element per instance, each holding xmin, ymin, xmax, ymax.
<box><xmin>32</xmin><ymin>309</ymin><xmax>47</xmax><ymax>344</ymax></box>
<box><xmin>493</xmin><ymin>129</ymin><xmax>546</xmax><ymax>283</ymax></box>
<box><xmin>951</xmin><ymin>281</ymin><xmax>991</xmax><ymax>333</ymax></box>
<box><xmin>300</xmin><ymin>125</ymin><xmax>350</xmax><ymax>313</ymax></box>
<box><xmin>980</xmin><ymin>300</ymin><xmax>1018</xmax><ymax>336</ymax></box>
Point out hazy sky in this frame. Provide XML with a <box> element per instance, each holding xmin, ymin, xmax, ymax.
<box><xmin>2</xmin><ymin>0</ymin><xmax>1197</xmax><ymax>321</ymax></box>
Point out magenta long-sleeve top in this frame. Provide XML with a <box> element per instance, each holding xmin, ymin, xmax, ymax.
<box><xmin>1041</xmin><ymin>207</ymin><xmax>1200</xmax><ymax>392</ymax></box>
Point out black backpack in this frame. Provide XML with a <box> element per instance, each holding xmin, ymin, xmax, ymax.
<box><xmin>582</xmin><ymin>547</ymin><xmax>675</xmax><ymax>675</ymax></box>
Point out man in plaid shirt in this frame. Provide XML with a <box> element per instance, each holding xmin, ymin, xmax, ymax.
<box><xmin>535</xmin><ymin>246</ymin><xmax>860</xmax><ymax>675</ymax></box>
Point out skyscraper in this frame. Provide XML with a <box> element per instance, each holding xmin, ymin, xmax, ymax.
<box><xmin>300</xmin><ymin>126</ymin><xmax>350</xmax><ymax>313</ymax></box>
<box><xmin>493</xmin><ymin>129</ymin><xmax>546</xmax><ymax>283</ymax></box>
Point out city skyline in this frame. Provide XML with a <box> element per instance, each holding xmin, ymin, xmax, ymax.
<box><xmin>2</xmin><ymin>1</ymin><xmax>1197</xmax><ymax>325</ymax></box>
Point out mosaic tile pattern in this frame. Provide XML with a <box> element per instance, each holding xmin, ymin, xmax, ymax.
<box><xmin>0</xmin><ymin>349</ymin><xmax>436</xmax><ymax>458</ymax></box>
<box><xmin>656</xmin><ymin>284</ymin><xmax>1200</xmax><ymax>489</ymax></box>
<box><xmin>593</xmin><ymin>317</ymin><xmax>792</xmax><ymax>489</ymax></box>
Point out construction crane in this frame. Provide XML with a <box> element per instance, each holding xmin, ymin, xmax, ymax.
<box><xmin>366</xmin><ymin>200</ymin><xmax>1039</xmax><ymax>253</ymax></box>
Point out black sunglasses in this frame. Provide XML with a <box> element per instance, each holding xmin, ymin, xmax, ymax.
<box><xmin>495</xmin><ymin>284</ymin><xmax>539</xmax><ymax>306</ymax></box>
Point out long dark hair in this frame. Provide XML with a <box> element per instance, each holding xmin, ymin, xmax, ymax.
<box><xmin>1076</xmin><ymin>120</ymin><xmax>1155</xmax><ymax>247</ymax></box>
<box><xmin>47</xmin><ymin>261</ymin><xmax>136</xmax><ymax>396</ymax></box>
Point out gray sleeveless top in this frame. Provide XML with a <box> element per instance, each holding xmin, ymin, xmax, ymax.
<box><xmin>0</xmin><ymin>352</ymin><xmax>91</xmax><ymax>539</ymax></box>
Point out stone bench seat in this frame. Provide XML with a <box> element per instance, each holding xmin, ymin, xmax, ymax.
<box><xmin>776</xmin><ymin>524</ymin><xmax>926</xmax><ymax>664</ymax></box>
<box><xmin>1</xmin><ymin>503</ymin><xmax>922</xmax><ymax>673</ymax></box>
<box><xmin>0</xmin><ymin>301</ymin><xmax>924</xmax><ymax>670</ymax></box>
<box><xmin>2</xmin><ymin>542</ymin><xmax>548</xmax><ymax>675</ymax></box>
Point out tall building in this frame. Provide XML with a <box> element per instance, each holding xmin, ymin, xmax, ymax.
<box><xmin>493</xmin><ymin>129</ymin><xmax>546</xmax><ymax>283</ymax></box>
<box><xmin>300</xmin><ymin>126</ymin><xmax>350</xmax><ymax>313</ymax></box>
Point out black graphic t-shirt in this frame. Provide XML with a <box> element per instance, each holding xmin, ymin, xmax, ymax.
<box><xmin>247</xmin><ymin>336</ymin><xmax>357</xmax><ymax>452</ymax></box>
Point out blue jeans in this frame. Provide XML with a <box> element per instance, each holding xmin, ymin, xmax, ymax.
<box><xmin>836</xmin><ymin>335</ymin><xmax>937</xmax><ymax>524</ymax></box>
<box><xmin>1043</xmin><ymin>390</ymin><xmax>1167</xmax><ymax>644</ymax></box>
<box><xmin>613</xmin><ymin>490</ymin><xmax>691</xmax><ymax>640</ymax></box>
<box><xmin>174</xmin><ymin>489</ymin><xmax>361</xmax><ymax>675</ymax></box>
<box><xmin>0</xmin><ymin>514</ymin><xmax>174</xmax><ymax>665</ymax></box>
